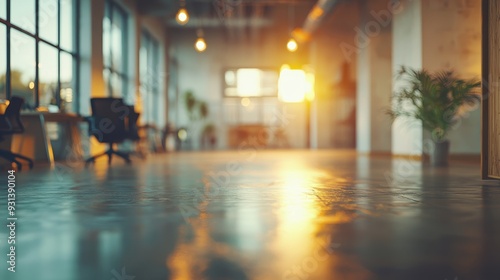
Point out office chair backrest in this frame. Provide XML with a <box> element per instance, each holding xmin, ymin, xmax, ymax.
<box><xmin>4</xmin><ymin>96</ymin><xmax>25</xmax><ymax>133</ymax></box>
<box><xmin>89</xmin><ymin>98</ymin><xmax>130</xmax><ymax>143</ymax></box>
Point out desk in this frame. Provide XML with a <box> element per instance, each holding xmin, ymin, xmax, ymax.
<box><xmin>227</xmin><ymin>124</ymin><xmax>268</xmax><ymax>148</ymax></box>
<box><xmin>12</xmin><ymin>112</ymin><xmax>85</xmax><ymax>164</ymax></box>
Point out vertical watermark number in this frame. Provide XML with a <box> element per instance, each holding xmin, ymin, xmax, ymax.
<box><xmin>6</xmin><ymin>170</ymin><xmax>17</xmax><ymax>273</ymax></box>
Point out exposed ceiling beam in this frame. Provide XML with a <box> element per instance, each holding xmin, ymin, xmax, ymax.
<box><xmin>138</xmin><ymin>0</ymin><xmax>314</xmax><ymax>16</ymax></box>
<box><xmin>166</xmin><ymin>17</ymin><xmax>273</xmax><ymax>28</ymax></box>
<box><xmin>293</xmin><ymin>0</ymin><xmax>340</xmax><ymax>42</ymax></box>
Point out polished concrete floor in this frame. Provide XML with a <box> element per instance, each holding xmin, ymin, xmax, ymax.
<box><xmin>1</xmin><ymin>150</ymin><xmax>500</xmax><ymax>280</ymax></box>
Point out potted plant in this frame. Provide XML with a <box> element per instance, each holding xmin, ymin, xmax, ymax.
<box><xmin>388</xmin><ymin>66</ymin><xmax>481</xmax><ymax>166</ymax></box>
<box><xmin>183</xmin><ymin>91</ymin><xmax>217</xmax><ymax>150</ymax></box>
<box><xmin>201</xmin><ymin>123</ymin><xmax>217</xmax><ymax>149</ymax></box>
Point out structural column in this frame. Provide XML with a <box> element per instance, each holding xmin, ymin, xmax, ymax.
<box><xmin>356</xmin><ymin>0</ymin><xmax>393</xmax><ymax>154</ymax></box>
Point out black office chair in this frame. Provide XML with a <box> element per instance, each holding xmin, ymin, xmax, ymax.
<box><xmin>0</xmin><ymin>96</ymin><xmax>34</xmax><ymax>171</ymax></box>
<box><xmin>85</xmin><ymin>98</ymin><xmax>133</xmax><ymax>165</ymax></box>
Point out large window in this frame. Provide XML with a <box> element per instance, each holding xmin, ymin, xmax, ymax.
<box><xmin>140</xmin><ymin>31</ymin><xmax>160</xmax><ymax>124</ymax></box>
<box><xmin>224</xmin><ymin>68</ymin><xmax>279</xmax><ymax>97</ymax></box>
<box><xmin>103</xmin><ymin>0</ymin><xmax>128</xmax><ymax>99</ymax></box>
<box><xmin>0</xmin><ymin>0</ymin><xmax>78</xmax><ymax>112</ymax></box>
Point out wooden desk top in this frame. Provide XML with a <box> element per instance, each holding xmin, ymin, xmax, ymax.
<box><xmin>21</xmin><ymin>112</ymin><xmax>85</xmax><ymax>122</ymax></box>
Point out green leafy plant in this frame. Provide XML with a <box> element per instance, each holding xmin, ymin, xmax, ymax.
<box><xmin>388</xmin><ymin>66</ymin><xmax>481</xmax><ymax>142</ymax></box>
<box><xmin>184</xmin><ymin>90</ymin><xmax>198</xmax><ymax>121</ymax></box>
<box><xmin>183</xmin><ymin>91</ymin><xmax>217</xmax><ymax>149</ymax></box>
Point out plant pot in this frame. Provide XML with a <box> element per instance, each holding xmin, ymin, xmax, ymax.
<box><xmin>431</xmin><ymin>140</ymin><xmax>450</xmax><ymax>167</ymax></box>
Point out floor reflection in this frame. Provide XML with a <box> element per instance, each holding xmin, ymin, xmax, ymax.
<box><xmin>1</xmin><ymin>150</ymin><xmax>500</xmax><ymax>280</ymax></box>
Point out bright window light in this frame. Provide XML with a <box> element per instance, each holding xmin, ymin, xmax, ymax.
<box><xmin>224</xmin><ymin>68</ymin><xmax>278</xmax><ymax>97</ymax></box>
<box><xmin>278</xmin><ymin>67</ymin><xmax>309</xmax><ymax>103</ymax></box>
<box><xmin>305</xmin><ymin>72</ymin><xmax>315</xmax><ymax>101</ymax></box>
<box><xmin>236</xmin><ymin>69</ymin><xmax>261</xmax><ymax>96</ymax></box>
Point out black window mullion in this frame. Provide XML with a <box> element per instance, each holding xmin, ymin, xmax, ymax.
<box><xmin>56</xmin><ymin>0</ymin><xmax>61</xmax><ymax>108</ymax></box>
<box><xmin>1</xmin><ymin>20</ymin><xmax>59</xmax><ymax>49</ymax></box>
<box><xmin>121</xmin><ymin>7</ymin><xmax>127</xmax><ymax>101</ymax></box>
<box><xmin>75</xmin><ymin>0</ymin><xmax>80</xmax><ymax>114</ymax></box>
<box><xmin>35</xmin><ymin>0</ymin><xmax>40</xmax><ymax>107</ymax></box>
<box><xmin>6</xmin><ymin>0</ymin><xmax>11</xmax><ymax>99</ymax></box>
<box><xmin>108</xmin><ymin>1</ymin><xmax>113</xmax><ymax>97</ymax></box>
<box><xmin>4</xmin><ymin>0</ymin><xmax>79</xmax><ymax>109</ymax></box>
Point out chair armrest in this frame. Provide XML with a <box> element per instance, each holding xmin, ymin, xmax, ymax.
<box><xmin>83</xmin><ymin>116</ymin><xmax>98</xmax><ymax>132</ymax></box>
<box><xmin>0</xmin><ymin>115</ymin><xmax>13</xmax><ymax>133</ymax></box>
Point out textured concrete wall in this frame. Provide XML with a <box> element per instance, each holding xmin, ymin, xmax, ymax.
<box><xmin>421</xmin><ymin>0</ymin><xmax>481</xmax><ymax>154</ymax></box>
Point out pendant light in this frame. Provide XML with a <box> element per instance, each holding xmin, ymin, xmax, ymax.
<box><xmin>195</xmin><ymin>29</ymin><xmax>207</xmax><ymax>52</ymax></box>
<box><xmin>286</xmin><ymin>1</ymin><xmax>298</xmax><ymax>52</ymax></box>
<box><xmin>176</xmin><ymin>0</ymin><xmax>189</xmax><ymax>25</ymax></box>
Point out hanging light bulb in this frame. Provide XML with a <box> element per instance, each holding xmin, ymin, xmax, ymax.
<box><xmin>194</xmin><ymin>29</ymin><xmax>207</xmax><ymax>52</ymax></box>
<box><xmin>195</xmin><ymin>37</ymin><xmax>207</xmax><ymax>52</ymax></box>
<box><xmin>287</xmin><ymin>38</ymin><xmax>298</xmax><ymax>52</ymax></box>
<box><xmin>286</xmin><ymin>2</ymin><xmax>298</xmax><ymax>53</ymax></box>
<box><xmin>176</xmin><ymin>8</ymin><xmax>189</xmax><ymax>25</ymax></box>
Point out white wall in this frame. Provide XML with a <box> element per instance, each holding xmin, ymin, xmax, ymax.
<box><xmin>356</xmin><ymin>0</ymin><xmax>393</xmax><ymax>154</ymax></box>
<box><xmin>169</xmin><ymin>22</ymin><xmax>310</xmax><ymax>150</ymax></box>
<box><xmin>391</xmin><ymin>0</ymin><xmax>423</xmax><ymax>156</ymax></box>
<box><xmin>356</xmin><ymin>34</ymin><xmax>371</xmax><ymax>152</ymax></box>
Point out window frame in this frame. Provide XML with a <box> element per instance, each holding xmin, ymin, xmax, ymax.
<box><xmin>140</xmin><ymin>30</ymin><xmax>160</xmax><ymax>124</ymax></box>
<box><xmin>222</xmin><ymin>67</ymin><xmax>280</xmax><ymax>98</ymax></box>
<box><xmin>0</xmin><ymin>0</ymin><xmax>80</xmax><ymax>111</ymax></box>
<box><xmin>103</xmin><ymin>0</ymin><xmax>128</xmax><ymax>99</ymax></box>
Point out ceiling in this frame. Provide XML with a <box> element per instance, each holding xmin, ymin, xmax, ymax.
<box><xmin>137</xmin><ymin>0</ymin><xmax>318</xmax><ymax>28</ymax></box>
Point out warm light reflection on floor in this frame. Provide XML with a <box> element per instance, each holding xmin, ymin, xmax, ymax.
<box><xmin>8</xmin><ymin>151</ymin><xmax>498</xmax><ymax>279</ymax></box>
<box><xmin>166</xmin><ymin>157</ymin><xmax>353</xmax><ymax>279</ymax></box>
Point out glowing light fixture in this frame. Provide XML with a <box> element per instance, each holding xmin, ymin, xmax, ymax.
<box><xmin>176</xmin><ymin>8</ymin><xmax>189</xmax><ymax>25</ymax></box>
<box><xmin>28</xmin><ymin>81</ymin><xmax>35</xmax><ymax>90</ymax></box>
<box><xmin>292</xmin><ymin>28</ymin><xmax>311</xmax><ymax>43</ymax></box>
<box><xmin>287</xmin><ymin>38</ymin><xmax>298</xmax><ymax>52</ymax></box>
<box><xmin>176</xmin><ymin>0</ymin><xmax>189</xmax><ymax>25</ymax></box>
<box><xmin>194</xmin><ymin>29</ymin><xmax>207</xmax><ymax>52</ymax></box>
<box><xmin>195</xmin><ymin>38</ymin><xmax>207</xmax><ymax>52</ymax></box>
<box><xmin>308</xmin><ymin>6</ymin><xmax>324</xmax><ymax>20</ymax></box>
<box><xmin>286</xmin><ymin>2</ymin><xmax>298</xmax><ymax>52</ymax></box>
